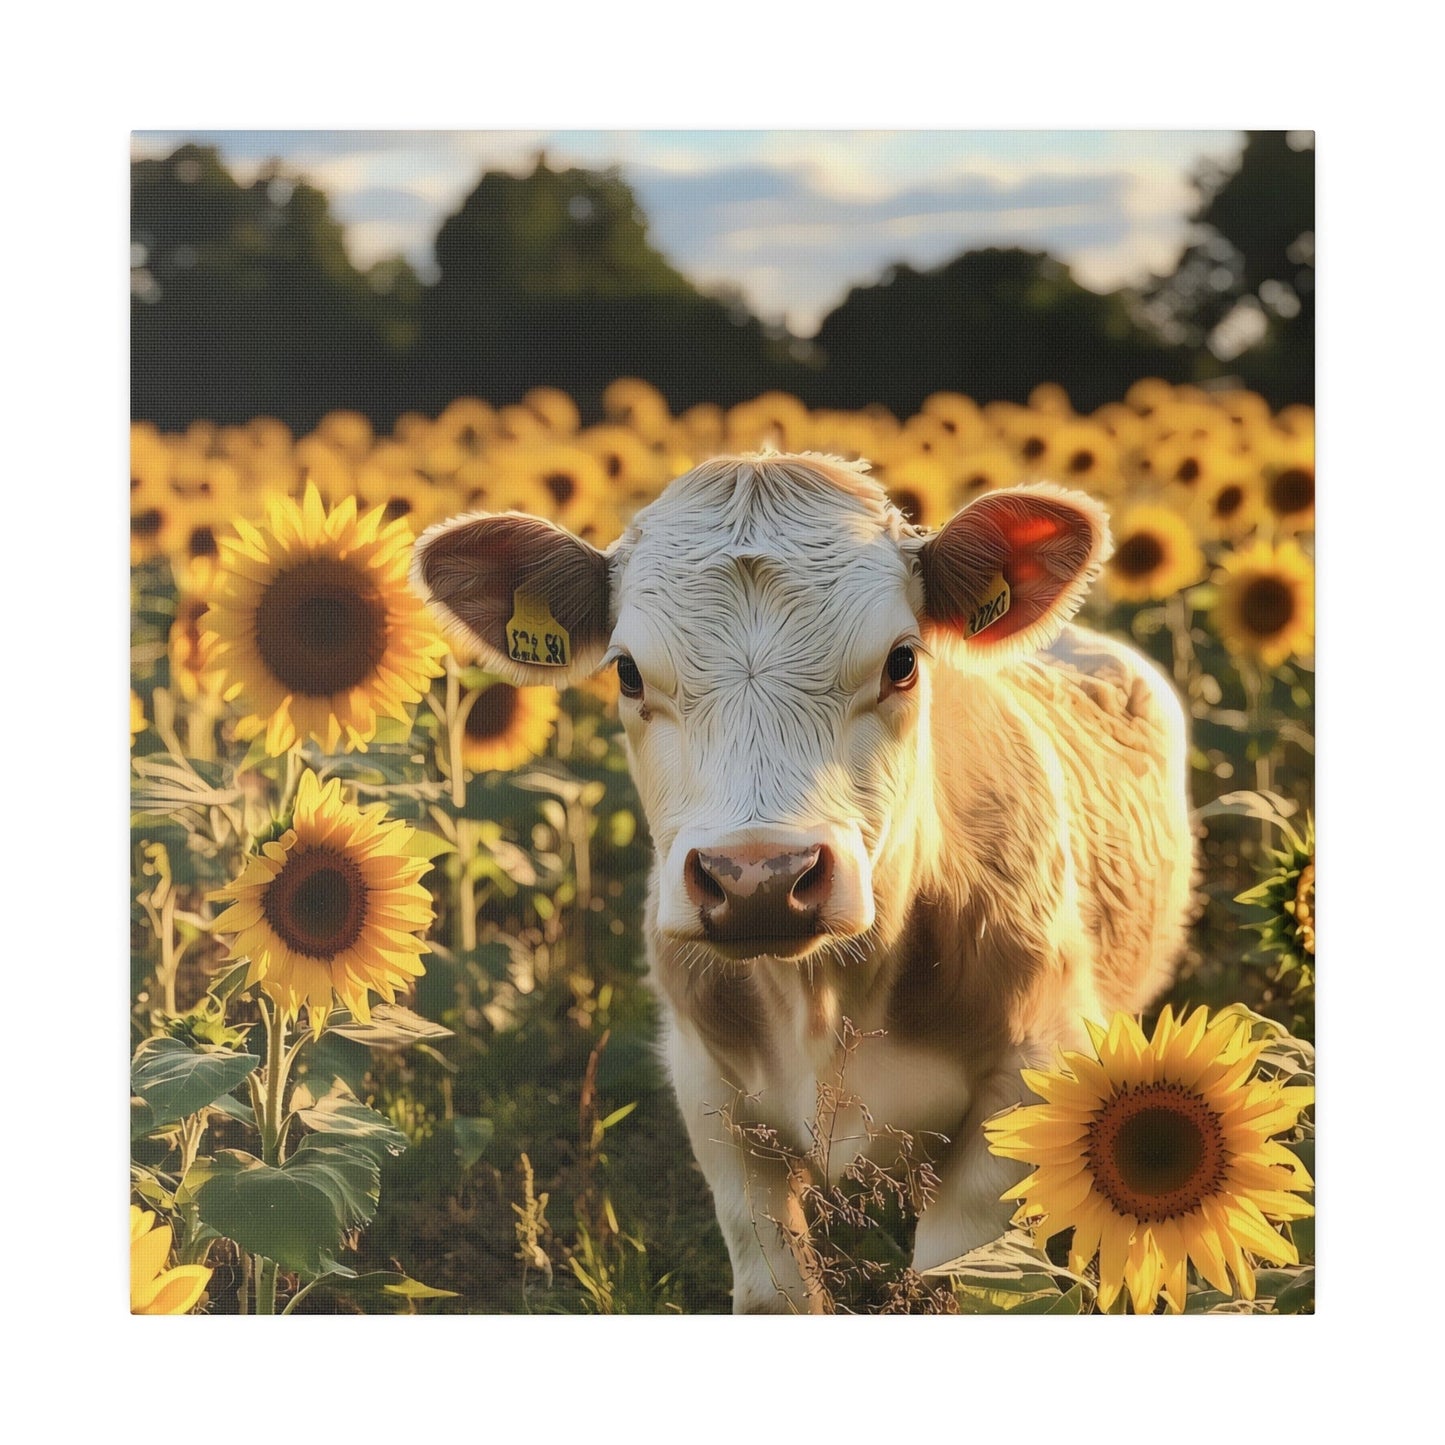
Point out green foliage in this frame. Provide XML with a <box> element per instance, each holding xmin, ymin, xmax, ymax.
<box><xmin>131</xmin><ymin>1035</ymin><xmax>258</xmax><ymax>1139</ymax></box>
<box><xmin>190</xmin><ymin>1140</ymin><xmax>383</xmax><ymax>1277</ymax></box>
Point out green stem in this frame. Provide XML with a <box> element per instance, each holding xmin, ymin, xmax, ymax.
<box><xmin>158</xmin><ymin>888</ymin><xmax>179</xmax><ymax>1017</ymax></box>
<box><xmin>446</xmin><ymin>663</ymin><xmax>469</xmax><ymax>810</ymax></box>
<box><xmin>280</xmin><ymin>1278</ymin><xmax>322</xmax><ymax>1316</ymax></box>
<box><xmin>256</xmin><ymin>1256</ymin><xmax>278</xmax><ymax>1317</ymax></box>
<box><xmin>1165</xmin><ymin>590</ymin><xmax>1196</xmax><ymax>690</ymax></box>
<box><xmin>253</xmin><ymin>999</ymin><xmax>295</xmax><ymax>1314</ymax></box>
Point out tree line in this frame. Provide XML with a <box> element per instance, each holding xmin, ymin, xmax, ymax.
<box><xmin>130</xmin><ymin>134</ymin><xmax>1313</xmax><ymax>432</ymax></box>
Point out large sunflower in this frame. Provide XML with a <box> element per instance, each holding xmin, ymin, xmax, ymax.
<box><xmin>201</xmin><ymin>485</ymin><xmax>447</xmax><ymax>754</ymax></box>
<box><xmin>985</xmin><ymin>1006</ymin><xmax>1314</xmax><ymax>1313</ymax></box>
<box><xmin>1212</xmin><ymin>539</ymin><xmax>1314</xmax><ymax>668</ymax></box>
<box><xmin>460</xmin><ymin>678</ymin><xmax>560</xmax><ymax>774</ymax></box>
<box><xmin>1103</xmin><ymin>505</ymin><xmax>1206</xmax><ymax>603</ymax></box>
<box><xmin>131</xmin><ymin>1205</ymin><xmax>211</xmax><ymax>1315</ymax></box>
<box><xmin>211</xmin><ymin>769</ymin><xmax>434</xmax><ymax>1031</ymax></box>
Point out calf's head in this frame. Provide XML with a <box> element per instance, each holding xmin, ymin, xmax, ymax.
<box><xmin>412</xmin><ymin>454</ymin><xmax>1108</xmax><ymax>964</ymax></box>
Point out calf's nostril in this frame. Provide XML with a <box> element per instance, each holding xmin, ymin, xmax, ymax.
<box><xmin>790</xmin><ymin>847</ymin><xmax>833</xmax><ymax>909</ymax></box>
<box><xmin>684</xmin><ymin>849</ymin><xmax>727</xmax><ymax>909</ymax></box>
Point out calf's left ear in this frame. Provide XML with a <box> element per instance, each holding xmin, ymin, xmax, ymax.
<box><xmin>905</xmin><ymin>483</ymin><xmax>1111</xmax><ymax>660</ymax></box>
<box><xmin>410</xmin><ymin>511</ymin><xmax>613</xmax><ymax>685</ymax></box>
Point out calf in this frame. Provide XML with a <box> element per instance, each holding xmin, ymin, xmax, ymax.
<box><xmin>411</xmin><ymin>452</ymin><xmax>1193</xmax><ymax>1312</ymax></box>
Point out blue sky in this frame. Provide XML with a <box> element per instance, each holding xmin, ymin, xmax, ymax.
<box><xmin>132</xmin><ymin>130</ymin><xmax>1243</xmax><ymax>334</ymax></box>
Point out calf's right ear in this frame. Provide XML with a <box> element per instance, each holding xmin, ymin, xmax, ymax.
<box><xmin>410</xmin><ymin>512</ymin><xmax>613</xmax><ymax>686</ymax></box>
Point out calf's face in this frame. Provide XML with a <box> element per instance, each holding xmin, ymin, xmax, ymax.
<box><xmin>411</xmin><ymin>454</ymin><xmax>1108</xmax><ymax>966</ymax></box>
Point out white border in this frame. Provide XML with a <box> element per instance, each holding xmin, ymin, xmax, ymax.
<box><xmin>7</xmin><ymin>0</ymin><xmax>1440</xmax><ymax>1433</ymax></box>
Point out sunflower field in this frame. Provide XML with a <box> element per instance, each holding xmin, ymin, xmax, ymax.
<box><xmin>129</xmin><ymin>377</ymin><xmax>1314</xmax><ymax>1316</ymax></box>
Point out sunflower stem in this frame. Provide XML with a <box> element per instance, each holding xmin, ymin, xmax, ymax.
<box><xmin>1164</xmin><ymin>590</ymin><xmax>1196</xmax><ymax>691</ymax></box>
<box><xmin>158</xmin><ymin>886</ymin><xmax>179</xmax><ymax>1017</ymax></box>
<box><xmin>256</xmin><ymin>1256</ymin><xmax>278</xmax><ymax>1316</ymax></box>
<box><xmin>252</xmin><ymin>1000</ymin><xmax>294</xmax><ymax>1316</ymax></box>
<box><xmin>446</xmin><ymin>662</ymin><xmax>467</xmax><ymax>810</ymax></box>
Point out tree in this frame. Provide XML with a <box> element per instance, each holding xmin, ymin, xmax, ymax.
<box><xmin>809</xmin><ymin>248</ymin><xmax>1186</xmax><ymax>416</ymax></box>
<box><xmin>414</xmin><ymin>156</ymin><xmax>797</xmax><ymax>416</ymax></box>
<box><xmin>131</xmin><ymin>145</ymin><xmax>417</xmax><ymax>430</ymax></box>
<box><xmin>1142</xmin><ymin>131</ymin><xmax>1314</xmax><ymax>403</ymax></box>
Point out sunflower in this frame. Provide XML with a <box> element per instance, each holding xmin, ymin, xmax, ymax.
<box><xmin>201</xmin><ymin>484</ymin><xmax>448</xmax><ymax>754</ymax></box>
<box><xmin>602</xmin><ymin>378</ymin><xmax>671</xmax><ymax>441</ymax></box>
<box><xmin>920</xmin><ymin>392</ymin><xmax>984</xmax><ymax>444</ymax></box>
<box><xmin>459</xmin><ymin>678</ymin><xmax>560</xmax><ymax>774</ymax></box>
<box><xmin>1212</xmin><ymin>539</ymin><xmax>1314</xmax><ymax>668</ymax></box>
<box><xmin>948</xmin><ymin>446</ymin><xmax>1022</xmax><ymax>506</ymax></box>
<box><xmin>1103</xmin><ymin>506</ymin><xmax>1206</xmax><ymax>603</ymax></box>
<box><xmin>130</xmin><ymin>690</ymin><xmax>146</xmax><ymax>745</ymax></box>
<box><xmin>1039</xmin><ymin>421</ymin><xmax>1122</xmax><ymax>494</ymax></box>
<box><xmin>985</xmin><ymin>1006</ymin><xmax>1314</xmax><ymax>1313</ymax></box>
<box><xmin>523</xmin><ymin>386</ymin><xmax>582</xmax><ymax>435</ymax></box>
<box><xmin>880</xmin><ymin>455</ymin><xmax>951</xmax><ymax>528</ymax></box>
<box><xmin>1237</xmin><ymin>817</ymin><xmax>1316</xmax><ymax>997</ymax></box>
<box><xmin>131</xmin><ymin>1206</ymin><xmax>212</xmax><ymax>1315</ymax></box>
<box><xmin>1263</xmin><ymin>456</ymin><xmax>1315</xmax><ymax>534</ymax></box>
<box><xmin>211</xmin><ymin>769</ymin><xmax>434</xmax><ymax>1031</ymax></box>
<box><xmin>1193</xmin><ymin>471</ymin><xmax>1265</xmax><ymax>542</ymax></box>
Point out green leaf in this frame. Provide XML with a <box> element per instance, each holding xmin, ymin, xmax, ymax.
<box><xmin>293</xmin><ymin>1079</ymin><xmax>409</xmax><ymax>1164</ymax></box>
<box><xmin>318</xmin><ymin>1271</ymin><xmax>460</xmax><ymax>1311</ymax></box>
<box><xmin>324</xmin><ymin>1003</ymin><xmax>454</xmax><ymax>1049</ymax></box>
<box><xmin>208</xmin><ymin>961</ymin><xmax>253</xmax><ymax>1005</ymax></box>
<box><xmin>1273</xmin><ymin>1268</ymin><xmax>1315</xmax><ymax>1314</ymax></box>
<box><xmin>1010</xmin><ymin>1284</ymin><xmax>1085</xmax><ymax>1314</ymax></box>
<box><xmin>398</xmin><ymin>829</ymin><xmax>457</xmax><ymax>861</ymax></box>
<box><xmin>597</xmin><ymin>1101</ymin><xmax>638</xmax><ymax>1133</ymax></box>
<box><xmin>451</xmin><ymin>1117</ymin><xmax>494</xmax><ymax>1171</ymax></box>
<box><xmin>131</xmin><ymin>1036</ymin><xmax>259</xmax><ymax>1138</ymax></box>
<box><xmin>191</xmin><ymin>1140</ymin><xmax>381</xmax><ymax>1275</ymax></box>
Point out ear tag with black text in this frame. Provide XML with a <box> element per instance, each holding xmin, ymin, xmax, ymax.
<box><xmin>506</xmin><ymin>589</ymin><xmax>571</xmax><ymax>666</ymax></box>
<box><xmin>967</xmin><ymin>572</ymin><xmax>1012</xmax><ymax>637</ymax></box>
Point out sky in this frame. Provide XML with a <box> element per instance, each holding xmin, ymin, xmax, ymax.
<box><xmin>131</xmin><ymin>130</ymin><xmax>1244</xmax><ymax>336</ymax></box>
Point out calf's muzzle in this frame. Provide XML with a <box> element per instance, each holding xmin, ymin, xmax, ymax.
<box><xmin>682</xmin><ymin>843</ymin><xmax>835</xmax><ymax>959</ymax></box>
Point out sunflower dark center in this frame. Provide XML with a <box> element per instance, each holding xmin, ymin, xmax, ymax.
<box><xmin>1241</xmin><ymin>576</ymin><xmax>1295</xmax><ymax>638</ymax></box>
<box><xmin>1215</xmin><ymin>484</ymin><xmax>1245</xmax><ymax>519</ymax></box>
<box><xmin>383</xmin><ymin>497</ymin><xmax>413</xmax><ymax>522</ymax></box>
<box><xmin>254</xmin><ymin>556</ymin><xmax>388</xmax><ymax>697</ymax></box>
<box><xmin>1270</xmin><ymin>467</ymin><xmax>1314</xmax><ymax>515</ymax></box>
<box><xmin>132</xmin><ymin>508</ymin><xmax>165</xmax><ymax>539</ymax></box>
<box><xmin>1021</xmin><ymin>436</ymin><xmax>1047</xmax><ymax>460</ymax></box>
<box><xmin>188</xmin><ymin>525</ymin><xmax>218</xmax><ymax>559</ymax></box>
<box><xmin>604</xmin><ymin>454</ymin><xmax>623</xmax><ymax>479</ymax></box>
<box><xmin>1087</xmin><ymin>1084</ymin><xmax>1226</xmax><ymax>1222</ymax></box>
<box><xmin>1067</xmin><ymin>449</ymin><xmax>1096</xmax><ymax>474</ymax></box>
<box><xmin>465</xmin><ymin>683</ymin><xmax>522</xmax><ymax>742</ymax></box>
<box><xmin>261</xmin><ymin>845</ymin><xmax>368</xmax><ymax>960</ymax></box>
<box><xmin>1176</xmin><ymin>457</ymin><xmax>1201</xmax><ymax>484</ymax></box>
<box><xmin>543</xmin><ymin>471</ymin><xmax>578</xmax><ymax>506</ymax></box>
<box><xmin>1115</xmin><ymin>532</ymin><xmax>1166</xmax><ymax>578</ymax></box>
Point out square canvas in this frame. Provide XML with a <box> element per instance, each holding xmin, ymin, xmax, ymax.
<box><xmin>129</xmin><ymin>129</ymin><xmax>1314</xmax><ymax>1316</ymax></box>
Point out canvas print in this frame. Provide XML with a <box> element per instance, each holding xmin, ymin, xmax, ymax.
<box><xmin>129</xmin><ymin>130</ymin><xmax>1315</xmax><ymax>1315</ymax></box>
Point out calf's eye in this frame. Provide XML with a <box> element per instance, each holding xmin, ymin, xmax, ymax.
<box><xmin>616</xmin><ymin>654</ymin><xmax>644</xmax><ymax>699</ymax></box>
<box><xmin>882</xmin><ymin>644</ymin><xmax>918</xmax><ymax>697</ymax></box>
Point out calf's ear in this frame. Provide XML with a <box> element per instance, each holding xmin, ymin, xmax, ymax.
<box><xmin>906</xmin><ymin>483</ymin><xmax>1111</xmax><ymax>660</ymax></box>
<box><xmin>410</xmin><ymin>512</ymin><xmax>613</xmax><ymax>685</ymax></box>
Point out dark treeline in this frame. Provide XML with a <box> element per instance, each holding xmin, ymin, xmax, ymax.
<box><xmin>131</xmin><ymin>133</ymin><xmax>1313</xmax><ymax>432</ymax></box>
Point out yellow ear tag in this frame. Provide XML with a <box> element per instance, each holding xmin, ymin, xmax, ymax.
<box><xmin>967</xmin><ymin>572</ymin><xmax>1012</xmax><ymax>637</ymax></box>
<box><xmin>505</xmin><ymin>589</ymin><xmax>571</xmax><ymax>667</ymax></box>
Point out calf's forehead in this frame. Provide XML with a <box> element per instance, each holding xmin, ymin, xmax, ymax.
<box><xmin>610</xmin><ymin>457</ymin><xmax>921</xmax><ymax>693</ymax></box>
